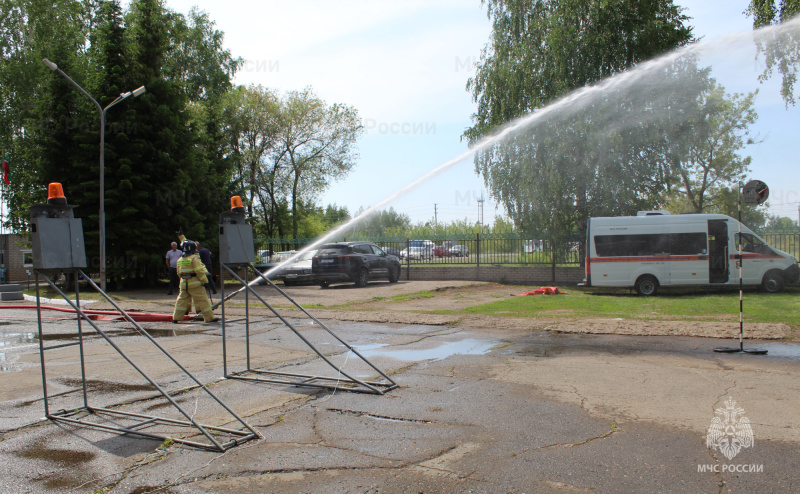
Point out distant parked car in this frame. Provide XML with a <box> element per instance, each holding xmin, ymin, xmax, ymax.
<box><xmin>254</xmin><ymin>251</ymin><xmax>296</xmax><ymax>284</ymax></box>
<box><xmin>524</xmin><ymin>239</ymin><xmax>544</xmax><ymax>253</ymax></box>
<box><xmin>449</xmin><ymin>245</ymin><xmax>469</xmax><ymax>257</ymax></box>
<box><xmin>257</xmin><ymin>249</ymin><xmax>273</xmax><ymax>265</ymax></box>
<box><xmin>382</xmin><ymin>246</ymin><xmax>402</xmax><ymax>257</ymax></box>
<box><xmin>400</xmin><ymin>246</ymin><xmax>432</xmax><ymax>261</ymax></box>
<box><xmin>434</xmin><ymin>245</ymin><xmax>452</xmax><ymax>257</ymax></box>
<box><xmin>312</xmin><ymin>242</ymin><xmax>401</xmax><ymax>288</ymax></box>
<box><xmin>272</xmin><ymin>250</ymin><xmax>318</xmax><ymax>286</ymax></box>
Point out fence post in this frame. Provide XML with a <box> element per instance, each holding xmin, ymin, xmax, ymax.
<box><xmin>551</xmin><ymin>240</ymin><xmax>556</xmax><ymax>283</ymax></box>
<box><xmin>476</xmin><ymin>233</ymin><xmax>480</xmax><ymax>269</ymax></box>
<box><xmin>406</xmin><ymin>238</ymin><xmax>410</xmax><ymax>280</ymax></box>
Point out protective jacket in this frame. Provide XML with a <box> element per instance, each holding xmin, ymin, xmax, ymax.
<box><xmin>177</xmin><ymin>254</ymin><xmax>209</xmax><ymax>285</ymax></box>
<box><xmin>172</xmin><ymin>235</ymin><xmax>214</xmax><ymax>322</ymax></box>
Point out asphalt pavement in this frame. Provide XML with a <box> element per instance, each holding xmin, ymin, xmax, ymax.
<box><xmin>0</xmin><ymin>303</ymin><xmax>799</xmax><ymax>493</ymax></box>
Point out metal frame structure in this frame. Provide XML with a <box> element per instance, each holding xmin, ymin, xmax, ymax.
<box><xmin>35</xmin><ymin>268</ymin><xmax>261</xmax><ymax>451</ymax></box>
<box><xmin>220</xmin><ymin>262</ymin><xmax>398</xmax><ymax>394</ymax></box>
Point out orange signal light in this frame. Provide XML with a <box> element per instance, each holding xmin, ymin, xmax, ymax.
<box><xmin>231</xmin><ymin>196</ymin><xmax>244</xmax><ymax>210</ymax></box>
<box><xmin>48</xmin><ymin>182</ymin><xmax>66</xmax><ymax>199</ymax></box>
<box><xmin>47</xmin><ymin>182</ymin><xmax>68</xmax><ymax>206</ymax></box>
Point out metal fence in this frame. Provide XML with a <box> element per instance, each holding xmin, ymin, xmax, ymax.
<box><xmin>258</xmin><ymin>232</ymin><xmax>800</xmax><ymax>268</ymax></box>
<box><xmin>257</xmin><ymin>233</ymin><xmax>582</xmax><ymax>267</ymax></box>
<box><xmin>762</xmin><ymin>233</ymin><xmax>800</xmax><ymax>258</ymax></box>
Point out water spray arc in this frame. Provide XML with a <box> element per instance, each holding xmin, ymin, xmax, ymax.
<box><xmin>217</xmin><ymin>17</ymin><xmax>800</xmax><ymax>315</ymax></box>
<box><xmin>214</xmin><ymin>38</ymin><xmax>700</xmax><ymax>304</ymax></box>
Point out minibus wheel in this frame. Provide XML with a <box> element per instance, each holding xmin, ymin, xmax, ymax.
<box><xmin>634</xmin><ymin>275</ymin><xmax>659</xmax><ymax>296</ymax></box>
<box><xmin>761</xmin><ymin>271</ymin><xmax>784</xmax><ymax>294</ymax></box>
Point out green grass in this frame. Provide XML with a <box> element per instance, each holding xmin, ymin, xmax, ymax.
<box><xmin>391</xmin><ymin>290</ymin><xmax>435</xmax><ymax>301</ymax></box>
<box><xmin>431</xmin><ymin>286</ymin><xmax>800</xmax><ymax>326</ymax></box>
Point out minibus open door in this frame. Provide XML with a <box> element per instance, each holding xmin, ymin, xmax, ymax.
<box><xmin>708</xmin><ymin>220</ymin><xmax>729</xmax><ymax>283</ymax></box>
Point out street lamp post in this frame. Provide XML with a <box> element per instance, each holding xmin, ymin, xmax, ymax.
<box><xmin>43</xmin><ymin>58</ymin><xmax>144</xmax><ymax>291</ymax></box>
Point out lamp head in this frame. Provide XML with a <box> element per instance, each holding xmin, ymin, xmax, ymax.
<box><xmin>132</xmin><ymin>86</ymin><xmax>146</xmax><ymax>97</ymax></box>
<box><xmin>42</xmin><ymin>58</ymin><xmax>58</xmax><ymax>71</ymax></box>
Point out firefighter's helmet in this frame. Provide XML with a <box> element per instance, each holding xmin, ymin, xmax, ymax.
<box><xmin>181</xmin><ymin>240</ymin><xmax>197</xmax><ymax>256</ymax></box>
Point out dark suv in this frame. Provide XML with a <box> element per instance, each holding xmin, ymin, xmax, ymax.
<box><xmin>312</xmin><ymin>242</ymin><xmax>401</xmax><ymax>288</ymax></box>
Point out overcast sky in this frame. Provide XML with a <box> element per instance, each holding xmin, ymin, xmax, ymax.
<box><xmin>163</xmin><ymin>0</ymin><xmax>799</xmax><ymax>225</ymax></box>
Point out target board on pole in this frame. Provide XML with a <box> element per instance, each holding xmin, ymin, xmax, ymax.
<box><xmin>742</xmin><ymin>180</ymin><xmax>769</xmax><ymax>205</ymax></box>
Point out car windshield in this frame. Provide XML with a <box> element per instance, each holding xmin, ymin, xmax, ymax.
<box><xmin>271</xmin><ymin>252</ymin><xmax>295</xmax><ymax>263</ymax></box>
<box><xmin>298</xmin><ymin>250</ymin><xmax>317</xmax><ymax>261</ymax></box>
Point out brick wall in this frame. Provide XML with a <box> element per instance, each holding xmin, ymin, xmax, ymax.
<box><xmin>399</xmin><ymin>265</ymin><xmax>584</xmax><ymax>285</ymax></box>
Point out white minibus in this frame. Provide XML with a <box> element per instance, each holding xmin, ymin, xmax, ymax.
<box><xmin>582</xmin><ymin>211</ymin><xmax>799</xmax><ymax>295</ymax></box>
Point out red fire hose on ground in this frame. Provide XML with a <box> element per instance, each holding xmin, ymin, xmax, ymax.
<box><xmin>0</xmin><ymin>304</ymin><xmax>190</xmax><ymax>322</ymax></box>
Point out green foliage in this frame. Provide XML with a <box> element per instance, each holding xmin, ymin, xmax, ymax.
<box><xmin>466</xmin><ymin>0</ymin><xmax>694</xmax><ymax>139</ymax></box>
<box><xmin>747</xmin><ymin>0</ymin><xmax>800</xmax><ymax>104</ymax></box>
<box><xmin>323</xmin><ymin>204</ymin><xmax>351</xmax><ymax>228</ymax></box>
<box><xmin>465</xmin><ymin>0</ymin><xmax>695</xmax><ymax>262</ymax></box>
<box><xmin>351</xmin><ymin>207</ymin><xmax>411</xmax><ymax>237</ymax></box>
<box><xmin>465</xmin><ymin>3</ymin><xmax>763</xmax><ymax>262</ymax></box>
<box><xmin>662</xmin><ymin>186</ymin><xmax>769</xmax><ymax>230</ymax></box>
<box><xmin>0</xmin><ymin>0</ymin><xmax>240</xmax><ymax>287</ymax></box>
<box><xmin>762</xmin><ymin>215</ymin><xmax>800</xmax><ymax>233</ymax></box>
<box><xmin>223</xmin><ymin>85</ymin><xmax>362</xmax><ymax>238</ymax></box>
<box><xmin>665</xmin><ymin>83</ymin><xmax>759</xmax><ymax>213</ymax></box>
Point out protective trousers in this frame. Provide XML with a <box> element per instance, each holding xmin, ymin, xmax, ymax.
<box><xmin>173</xmin><ymin>253</ymin><xmax>214</xmax><ymax>322</ymax></box>
<box><xmin>173</xmin><ymin>278</ymin><xmax>214</xmax><ymax>322</ymax></box>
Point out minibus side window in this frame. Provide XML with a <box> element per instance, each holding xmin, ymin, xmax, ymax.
<box><xmin>669</xmin><ymin>233</ymin><xmax>707</xmax><ymax>255</ymax></box>
<box><xmin>594</xmin><ymin>232</ymin><xmax>706</xmax><ymax>257</ymax></box>
<box><xmin>594</xmin><ymin>234</ymin><xmax>669</xmax><ymax>257</ymax></box>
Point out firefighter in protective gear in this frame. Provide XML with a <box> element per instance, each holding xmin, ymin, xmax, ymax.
<box><xmin>172</xmin><ymin>236</ymin><xmax>216</xmax><ymax>323</ymax></box>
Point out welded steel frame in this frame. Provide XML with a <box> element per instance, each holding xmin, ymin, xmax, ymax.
<box><xmin>34</xmin><ymin>268</ymin><xmax>261</xmax><ymax>451</ymax></box>
<box><xmin>220</xmin><ymin>262</ymin><xmax>398</xmax><ymax>394</ymax></box>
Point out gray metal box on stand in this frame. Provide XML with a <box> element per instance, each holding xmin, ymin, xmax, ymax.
<box><xmin>30</xmin><ymin>204</ymin><xmax>87</xmax><ymax>270</ymax></box>
<box><xmin>219</xmin><ymin>211</ymin><xmax>255</xmax><ymax>265</ymax></box>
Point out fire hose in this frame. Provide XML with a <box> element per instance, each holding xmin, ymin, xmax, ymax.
<box><xmin>0</xmin><ymin>305</ymin><xmax>189</xmax><ymax>322</ymax></box>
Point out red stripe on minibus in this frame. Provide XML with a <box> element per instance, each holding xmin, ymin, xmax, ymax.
<box><xmin>729</xmin><ymin>254</ymin><xmax>785</xmax><ymax>260</ymax></box>
<box><xmin>588</xmin><ymin>255</ymin><xmax>706</xmax><ymax>263</ymax></box>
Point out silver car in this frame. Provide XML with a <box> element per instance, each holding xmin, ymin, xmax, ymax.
<box><xmin>272</xmin><ymin>250</ymin><xmax>317</xmax><ymax>286</ymax></box>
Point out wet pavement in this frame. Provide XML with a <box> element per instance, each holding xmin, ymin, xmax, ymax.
<box><xmin>0</xmin><ymin>305</ymin><xmax>799</xmax><ymax>493</ymax></box>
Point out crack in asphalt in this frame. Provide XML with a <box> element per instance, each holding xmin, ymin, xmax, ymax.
<box><xmin>325</xmin><ymin>407</ymin><xmax>434</xmax><ymax>424</ymax></box>
<box><xmin>707</xmin><ymin>379</ymin><xmax>739</xmax><ymax>491</ymax></box>
<box><xmin>392</xmin><ymin>328</ymin><xmax>465</xmax><ymax>347</ymax></box>
<box><xmin>136</xmin><ymin>419</ymin><xmax>481</xmax><ymax>493</ymax></box>
<box><xmin>569</xmin><ymin>385</ymin><xmax>588</xmax><ymax>411</ymax></box>
<box><xmin>524</xmin><ymin>425</ymin><xmax>620</xmax><ymax>454</ymax></box>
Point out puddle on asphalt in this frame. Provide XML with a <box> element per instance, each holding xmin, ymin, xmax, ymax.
<box><xmin>356</xmin><ymin>339</ymin><xmax>497</xmax><ymax>362</ymax></box>
<box><xmin>0</xmin><ymin>332</ymin><xmax>39</xmax><ymax>347</ymax></box>
<box><xmin>15</xmin><ymin>444</ymin><xmax>96</xmax><ymax>464</ymax></box>
<box><xmin>748</xmin><ymin>342</ymin><xmax>800</xmax><ymax>360</ymax></box>
<box><xmin>517</xmin><ymin>345</ymin><xmax>571</xmax><ymax>358</ymax></box>
<box><xmin>0</xmin><ymin>327</ymin><xmax>208</xmax><ymax>349</ymax></box>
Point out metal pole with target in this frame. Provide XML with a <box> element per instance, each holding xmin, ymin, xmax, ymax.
<box><xmin>714</xmin><ymin>180</ymin><xmax>769</xmax><ymax>355</ymax></box>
